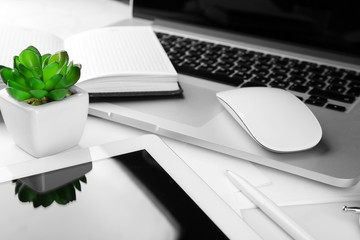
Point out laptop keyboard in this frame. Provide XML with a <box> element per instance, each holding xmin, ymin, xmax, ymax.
<box><xmin>156</xmin><ymin>31</ymin><xmax>360</xmax><ymax>112</ymax></box>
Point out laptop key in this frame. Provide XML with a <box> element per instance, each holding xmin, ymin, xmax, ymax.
<box><xmin>309</xmin><ymin>95</ymin><xmax>328</xmax><ymax>103</ymax></box>
<box><xmin>288</xmin><ymin>76</ymin><xmax>308</xmax><ymax>85</ymax></box>
<box><xmin>269</xmin><ymin>73</ymin><xmax>288</xmax><ymax>81</ymax></box>
<box><xmin>181</xmin><ymin>61</ymin><xmax>200</xmax><ymax>69</ymax></box>
<box><xmin>233</xmin><ymin>64</ymin><xmax>252</xmax><ymax>73</ymax></box>
<box><xmin>305</xmin><ymin>98</ymin><xmax>326</xmax><ymax>107</ymax></box>
<box><xmin>345</xmin><ymin>73</ymin><xmax>360</xmax><ymax>82</ymax></box>
<box><xmin>307</xmin><ymin>66</ymin><xmax>326</xmax><ymax>75</ymax></box>
<box><xmin>307</xmin><ymin>80</ymin><xmax>326</xmax><ymax>89</ymax></box>
<box><xmin>288</xmin><ymin>84</ymin><xmax>309</xmax><ymax>93</ymax></box>
<box><xmin>291</xmin><ymin>69</ymin><xmax>309</xmax><ymax>78</ymax></box>
<box><xmin>326</xmin><ymin>103</ymin><xmax>347</xmax><ymax>112</ymax></box>
<box><xmin>327</xmin><ymin>84</ymin><xmax>346</xmax><ymax>94</ymax></box>
<box><xmin>216</xmin><ymin>61</ymin><xmax>235</xmax><ymax>69</ymax></box>
<box><xmin>254</xmin><ymin>62</ymin><xmax>272</xmax><ymax>70</ymax></box>
<box><xmin>309</xmin><ymin>73</ymin><xmax>329</xmax><ymax>82</ymax></box>
<box><xmin>233</xmin><ymin>72</ymin><xmax>252</xmax><ymax>81</ymax></box>
<box><xmin>330</xmin><ymin>78</ymin><xmax>348</xmax><ymax>86</ymax></box>
<box><xmin>349</xmin><ymin>82</ymin><xmax>360</xmax><ymax>89</ymax></box>
<box><xmin>250</xmin><ymin>69</ymin><xmax>270</xmax><ymax>77</ymax></box>
<box><xmin>269</xmin><ymin>79</ymin><xmax>289</xmax><ymax>89</ymax></box>
<box><xmin>251</xmin><ymin>76</ymin><xmax>271</xmax><ymax>85</ymax></box>
<box><xmin>309</xmin><ymin>88</ymin><xmax>355</xmax><ymax>103</ymax></box>
<box><xmin>328</xmin><ymin>70</ymin><xmax>345</xmax><ymax>79</ymax></box>
<box><xmin>347</xmin><ymin>87</ymin><xmax>360</xmax><ymax>97</ymax></box>
<box><xmin>272</xmin><ymin>67</ymin><xmax>291</xmax><ymax>75</ymax></box>
<box><xmin>292</xmin><ymin>62</ymin><xmax>308</xmax><ymax>71</ymax></box>
<box><xmin>215</xmin><ymin>68</ymin><xmax>235</xmax><ymax>76</ymax></box>
<box><xmin>178</xmin><ymin>64</ymin><xmax>242</xmax><ymax>86</ymax></box>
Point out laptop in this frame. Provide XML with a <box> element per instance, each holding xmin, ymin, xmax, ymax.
<box><xmin>89</xmin><ymin>0</ymin><xmax>360</xmax><ymax>187</ymax></box>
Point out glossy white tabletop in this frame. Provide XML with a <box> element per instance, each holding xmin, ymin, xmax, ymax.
<box><xmin>1</xmin><ymin>1</ymin><xmax>360</xmax><ymax>239</ymax></box>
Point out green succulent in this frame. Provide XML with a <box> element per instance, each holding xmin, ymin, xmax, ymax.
<box><xmin>0</xmin><ymin>46</ymin><xmax>81</xmax><ymax>105</ymax></box>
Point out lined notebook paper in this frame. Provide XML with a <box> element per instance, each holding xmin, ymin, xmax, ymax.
<box><xmin>65</xmin><ymin>27</ymin><xmax>176</xmax><ymax>78</ymax></box>
<box><xmin>65</xmin><ymin>26</ymin><xmax>180</xmax><ymax>95</ymax></box>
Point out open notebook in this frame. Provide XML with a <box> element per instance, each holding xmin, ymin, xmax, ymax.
<box><xmin>0</xmin><ymin>26</ymin><xmax>181</xmax><ymax>96</ymax></box>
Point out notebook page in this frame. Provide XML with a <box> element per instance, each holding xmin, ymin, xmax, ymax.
<box><xmin>64</xmin><ymin>26</ymin><xmax>177</xmax><ymax>82</ymax></box>
<box><xmin>0</xmin><ymin>26</ymin><xmax>64</xmax><ymax>68</ymax></box>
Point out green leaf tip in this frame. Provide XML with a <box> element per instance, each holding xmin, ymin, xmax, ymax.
<box><xmin>6</xmin><ymin>87</ymin><xmax>32</xmax><ymax>101</ymax></box>
<box><xmin>19</xmin><ymin>48</ymin><xmax>41</xmax><ymax>70</ymax></box>
<box><xmin>47</xmin><ymin>89</ymin><xmax>68</xmax><ymax>101</ymax></box>
<box><xmin>0</xmin><ymin>67</ymin><xmax>14</xmax><ymax>84</ymax></box>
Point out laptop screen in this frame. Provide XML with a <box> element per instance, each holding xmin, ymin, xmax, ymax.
<box><xmin>133</xmin><ymin>0</ymin><xmax>360</xmax><ymax>59</ymax></box>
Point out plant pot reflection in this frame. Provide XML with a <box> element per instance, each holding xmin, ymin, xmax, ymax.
<box><xmin>13</xmin><ymin>162</ymin><xmax>92</xmax><ymax>208</ymax></box>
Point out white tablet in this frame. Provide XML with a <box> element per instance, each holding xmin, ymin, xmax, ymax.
<box><xmin>0</xmin><ymin>134</ymin><xmax>260</xmax><ymax>239</ymax></box>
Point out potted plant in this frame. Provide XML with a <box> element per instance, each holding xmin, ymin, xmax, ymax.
<box><xmin>0</xmin><ymin>46</ymin><xmax>88</xmax><ymax>158</ymax></box>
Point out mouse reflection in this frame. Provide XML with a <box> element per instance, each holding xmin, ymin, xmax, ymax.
<box><xmin>12</xmin><ymin>162</ymin><xmax>92</xmax><ymax>208</ymax></box>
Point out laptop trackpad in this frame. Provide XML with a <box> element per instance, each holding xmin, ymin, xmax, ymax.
<box><xmin>115</xmin><ymin>82</ymin><xmax>223</xmax><ymax>127</ymax></box>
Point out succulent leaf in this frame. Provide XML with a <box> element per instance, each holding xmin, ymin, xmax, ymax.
<box><xmin>58</xmin><ymin>62</ymin><xmax>68</xmax><ymax>76</ymax></box>
<box><xmin>43</xmin><ymin>62</ymin><xmax>59</xmax><ymax>83</ymax></box>
<box><xmin>18</xmin><ymin>63</ymin><xmax>35</xmax><ymax>79</ymax></box>
<box><xmin>13</xmin><ymin>72</ymin><xmax>27</xmax><ymax>87</ymax></box>
<box><xmin>6</xmin><ymin>87</ymin><xmax>33</xmax><ymax>101</ymax></box>
<box><xmin>8</xmin><ymin>80</ymin><xmax>29</xmax><ymax>92</ymax></box>
<box><xmin>13</xmin><ymin>56</ymin><xmax>21</xmax><ymax>71</ymax></box>
<box><xmin>54</xmin><ymin>184</ymin><xmax>76</xmax><ymax>205</ymax></box>
<box><xmin>12</xmin><ymin>68</ymin><xmax>22</xmax><ymax>79</ymax></box>
<box><xmin>32</xmin><ymin>66</ymin><xmax>43</xmax><ymax>79</ymax></box>
<box><xmin>44</xmin><ymin>74</ymin><xmax>62</xmax><ymax>91</ymax></box>
<box><xmin>30</xmin><ymin>89</ymin><xmax>48</xmax><ymax>99</ymax></box>
<box><xmin>79</xmin><ymin>176</ymin><xmax>87</xmax><ymax>183</ymax></box>
<box><xmin>48</xmin><ymin>51</ymin><xmax>68</xmax><ymax>69</ymax></box>
<box><xmin>35</xmin><ymin>192</ymin><xmax>56</xmax><ymax>208</ymax></box>
<box><xmin>26</xmin><ymin>46</ymin><xmax>41</xmax><ymax>57</ymax></box>
<box><xmin>15</xmin><ymin>181</ymin><xmax>21</xmax><ymax>194</ymax></box>
<box><xmin>73</xmin><ymin>179</ymin><xmax>81</xmax><ymax>191</ymax></box>
<box><xmin>66</xmin><ymin>61</ymin><xmax>73</xmax><ymax>74</ymax></box>
<box><xmin>65</xmin><ymin>64</ymin><xmax>81</xmax><ymax>88</ymax></box>
<box><xmin>26</xmin><ymin>77</ymin><xmax>45</xmax><ymax>90</ymax></box>
<box><xmin>41</xmin><ymin>54</ymin><xmax>51</xmax><ymax>69</ymax></box>
<box><xmin>47</xmin><ymin>89</ymin><xmax>68</xmax><ymax>101</ymax></box>
<box><xmin>0</xmin><ymin>67</ymin><xmax>14</xmax><ymax>84</ymax></box>
<box><xmin>55</xmin><ymin>75</ymin><xmax>67</xmax><ymax>89</ymax></box>
<box><xmin>19</xmin><ymin>49</ymin><xmax>42</xmax><ymax>70</ymax></box>
<box><xmin>18</xmin><ymin>184</ymin><xmax>37</xmax><ymax>202</ymax></box>
<box><xmin>41</xmin><ymin>53</ymin><xmax>50</xmax><ymax>62</ymax></box>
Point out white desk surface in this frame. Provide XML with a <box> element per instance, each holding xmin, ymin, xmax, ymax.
<box><xmin>1</xmin><ymin>1</ymin><xmax>360</xmax><ymax>239</ymax></box>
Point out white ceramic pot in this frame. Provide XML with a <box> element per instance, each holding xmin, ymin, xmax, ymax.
<box><xmin>0</xmin><ymin>86</ymin><xmax>89</xmax><ymax>158</ymax></box>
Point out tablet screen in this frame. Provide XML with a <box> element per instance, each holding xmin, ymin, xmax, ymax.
<box><xmin>0</xmin><ymin>150</ymin><xmax>228</xmax><ymax>240</ymax></box>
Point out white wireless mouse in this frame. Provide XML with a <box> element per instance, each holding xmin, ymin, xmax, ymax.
<box><xmin>216</xmin><ymin>87</ymin><xmax>322</xmax><ymax>153</ymax></box>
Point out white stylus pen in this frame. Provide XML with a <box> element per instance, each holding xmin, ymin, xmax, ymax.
<box><xmin>226</xmin><ymin>170</ymin><xmax>314</xmax><ymax>240</ymax></box>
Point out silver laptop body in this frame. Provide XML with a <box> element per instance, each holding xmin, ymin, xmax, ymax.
<box><xmin>89</xmin><ymin>0</ymin><xmax>360</xmax><ymax>187</ymax></box>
